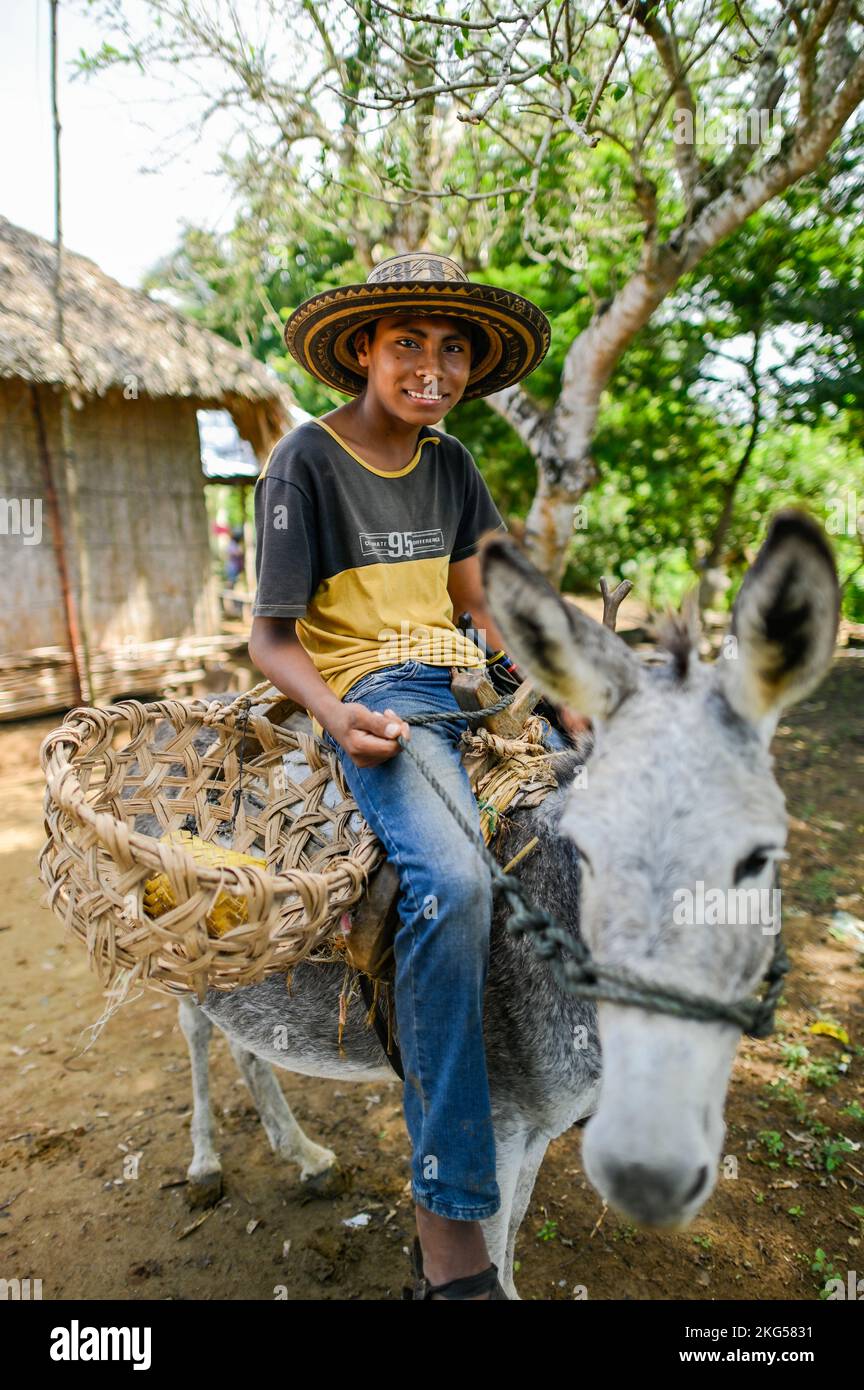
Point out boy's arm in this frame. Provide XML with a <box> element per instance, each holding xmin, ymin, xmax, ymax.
<box><xmin>248</xmin><ymin>617</ymin><xmax>343</xmax><ymax>731</ymax></box>
<box><xmin>248</xmin><ymin>617</ymin><xmax>410</xmax><ymax>768</ymax></box>
<box><xmin>447</xmin><ymin>553</ymin><xmax>510</xmax><ymax>656</ymax></box>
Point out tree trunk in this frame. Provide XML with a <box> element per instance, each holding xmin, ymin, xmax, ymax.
<box><xmin>505</xmin><ymin>261</ymin><xmax>679</xmax><ymax>581</ymax></box>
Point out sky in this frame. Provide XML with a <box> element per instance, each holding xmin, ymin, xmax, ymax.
<box><xmin>0</xmin><ymin>0</ymin><xmax>238</xmax><ymax>289</ymax></box>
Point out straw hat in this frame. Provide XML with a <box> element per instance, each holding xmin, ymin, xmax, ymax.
<box><xmin>283</xmin><ymin>252</ymin><xmax>551</xmax><ymax>401</ymax></box>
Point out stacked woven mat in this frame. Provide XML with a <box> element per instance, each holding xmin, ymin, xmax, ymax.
<box><xmin>37</xmin><ymin>681</ymin><xmax>559</xmax><ymax>1003</ymax></box>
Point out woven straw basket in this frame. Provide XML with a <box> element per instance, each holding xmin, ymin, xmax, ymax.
<box><xmin>37</xmin><ymin>681</ymin><xmax>384</xmax><ymax>1002</ymax></box>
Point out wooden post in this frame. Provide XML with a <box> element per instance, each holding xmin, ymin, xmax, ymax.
<box><xmin>29</xmin><ymin>385</ymin><xmax>85</xmax><ymax>707</ymax></box>
<box><xmin>50</xmin><ymin>0</ymin><xmax>95</xmax><ymax>703</ymax></box>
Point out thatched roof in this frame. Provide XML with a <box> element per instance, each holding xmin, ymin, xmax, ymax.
<box><xmin>0</xmin><ymin>215</ymin><xmax>294</xmax><ymax>423</ymax></box>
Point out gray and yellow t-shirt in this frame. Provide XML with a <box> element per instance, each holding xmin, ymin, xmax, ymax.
<box><xmin>252</xmin><ymin>417</ymin><xmax>507</xmax><ymax>704</ymax></box>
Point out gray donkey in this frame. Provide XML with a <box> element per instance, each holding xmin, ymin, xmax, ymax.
<box><xmin>177</xmin><ymin>510</ymin><xmax>838</xmax><ymax>1299</ymax></box>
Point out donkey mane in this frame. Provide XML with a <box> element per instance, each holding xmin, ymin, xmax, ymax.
<box><xmin>654</xmin><ymin>589</ymin><xmax>702</xmax><ymax>681</ymax></box>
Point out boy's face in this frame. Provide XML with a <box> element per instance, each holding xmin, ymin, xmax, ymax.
<box><xmin>352</xmin><ymin>312</ymin><xmax>473</xmax><ymax>422</ymax></box>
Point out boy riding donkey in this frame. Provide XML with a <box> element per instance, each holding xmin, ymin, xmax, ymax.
<box><xmin>249</xmin><ymin>253</ymin><xmax>586</xmax><ymax>1300</ymax></box>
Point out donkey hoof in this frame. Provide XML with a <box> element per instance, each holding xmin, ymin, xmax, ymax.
<box><xmin>186</xmin><ymin>1169</ymin><xmax>223</xmax><ymax>1208</ymax></box>
<box><xmin>299</xmin><ymin>1161</ymin><xmax>347</xmax><ymax>1198</ymax></box>
<box><xmin>295</xmin><ymin>1143</ymin><xmax>338</xmax><ymax>1181</ymax></box>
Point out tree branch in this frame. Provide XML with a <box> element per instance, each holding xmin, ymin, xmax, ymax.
<box><xmin>630</xmin><ymin>0</ymin><xmax>702</xmax><ymax>207</ymax></box>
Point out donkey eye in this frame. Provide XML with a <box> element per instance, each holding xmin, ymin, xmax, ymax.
<box><xmin>734</xmin><ymin>849</ymin><xmax>770</xmax><ymax>884</ymax></box>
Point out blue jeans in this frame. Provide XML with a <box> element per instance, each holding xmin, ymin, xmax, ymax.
<box><xmin>322</xmin><ymin>661</ymin><xmax>569</xmax><ymax>1220</ymax></box>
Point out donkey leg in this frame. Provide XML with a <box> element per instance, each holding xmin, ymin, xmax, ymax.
<box><xmin>500</xmin><ymin>1129</ymin><xmax>551</xmax><ymax>1301</ymax></box>
<box><xmin>478</xmin><ymin>1126</ymin><xmax>538</xmax><ymax>1301</ymax></box>
<box><xmin>226</xmin><ymin>1037</ymin><xmax>338</xmax><ymax>1182</ymax></box>
<box><xmin>177</xmin><ymin>997</ymin><xmax>224</xmax><ymax>1207</ymax></box>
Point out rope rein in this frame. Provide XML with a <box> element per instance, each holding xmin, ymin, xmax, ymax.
<box><xmin>395</xmin><ymin>696</ymin><xmax>789</xmax><ymax>1041</ymax></box>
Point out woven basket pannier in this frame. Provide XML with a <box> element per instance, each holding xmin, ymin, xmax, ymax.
<box><xmin>38</xmin><ymin>683</ymin><xmax>384</xmax><ymax>1001</ymax></box>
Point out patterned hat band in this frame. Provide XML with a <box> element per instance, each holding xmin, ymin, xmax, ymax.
<box><xmin>283</xmin><ymin>252</ymin><xmax>552</xmax><ymax>402</ymax></box>
<box><xmin>367</xmin><ymin>253</ymin><xmax>469</xmax><ymax>284</ymax></box>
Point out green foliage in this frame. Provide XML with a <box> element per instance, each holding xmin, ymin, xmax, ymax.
<box><xmin>805</xmin><ymin>1056</ymin><xmax>841</xmax><ymax>1090</ymax></box>
<box><xmin>820</xmin><ymin>1136</ymin><xmax>857</xmax><ymax>1172</ymax></box>
<box><xmin>780</xmin><ymin>1043</ymin><xmax>810</xmax><ymax>1071</ymax></box>
<box><xmin>809</xmin><ymin>1247</ymin><xmax>841</xmax><ymax>1298</ymax></box>
<box><xmin>758</xmin><ymin>1130</ymin><xmax>784</xmax><ymax>1157</ymax></box>
<box><xmin>554</xmin><ymin>137</ymin><xmax>864</xmax><ymax>614</ymax></box>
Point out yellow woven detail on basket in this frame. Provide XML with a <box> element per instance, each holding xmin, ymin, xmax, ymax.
<box><xmin>143</xmin><ymin>830</ymin><xmax>266</xmax><ymax>938</ymax></box>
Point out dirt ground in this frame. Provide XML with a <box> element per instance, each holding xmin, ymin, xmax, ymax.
<box><xmin>1</xmin><ymin>652</ymin><xmax>862</xmax><ymax>1302</ymax></box>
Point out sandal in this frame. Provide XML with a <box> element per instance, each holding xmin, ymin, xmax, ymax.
<box><xmin>401</xmin><ymin>1234</ymin><xmax>509</xmax><ymax>1300</ymax></box>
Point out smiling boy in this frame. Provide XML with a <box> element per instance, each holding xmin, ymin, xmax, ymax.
<box><xmin>249</xmin><ymin>253</ymin><xmax>558</xmax><ymax>1299</ymax></box>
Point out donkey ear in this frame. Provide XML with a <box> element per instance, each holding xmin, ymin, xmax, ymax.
<box><xmin>721</xmin><ymin>509</ymin><xmax>839</xmax><ymax>734</ymax></box>
<box><xmin>479</xmin><ymin>532</ymin><xmax>641</xmax><ymax>719</ymax></box>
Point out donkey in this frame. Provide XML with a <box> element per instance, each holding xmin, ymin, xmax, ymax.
<box><xmin>178</xmin><ymin>510</ymin><xmax>838</xmax><ymax>1298</ymax></box>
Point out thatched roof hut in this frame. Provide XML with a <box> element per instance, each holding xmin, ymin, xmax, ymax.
<box><xmin>0</xmin><ymin>214</ymin><xmax>293</xmax><ymax>457</ymax></box>
<box><xmin>0</xmin><ymin>215</ymin><xmax>296</xmax><ymax>717</ymax></box>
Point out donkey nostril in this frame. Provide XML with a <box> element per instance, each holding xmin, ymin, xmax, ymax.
<box><xmin>607</xmin><ymin>1161</ymin><xmax>677</xmax><ymax>1207</ymax></box>
<box><xmin>601</xmin><ymin>1159</ymin><xmax>711</xmax><ymax>1221</ymax></box>
<box><xmin>684</xmin><ymin>1165</ymin><xmax>709</xmax><ymax>1203</ymax></box>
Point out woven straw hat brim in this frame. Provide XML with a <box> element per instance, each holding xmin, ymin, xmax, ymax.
<box><xmin>284</xmin><ymin>280</ymin><xmax>551</xmax><ymax>401</ymax></box>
